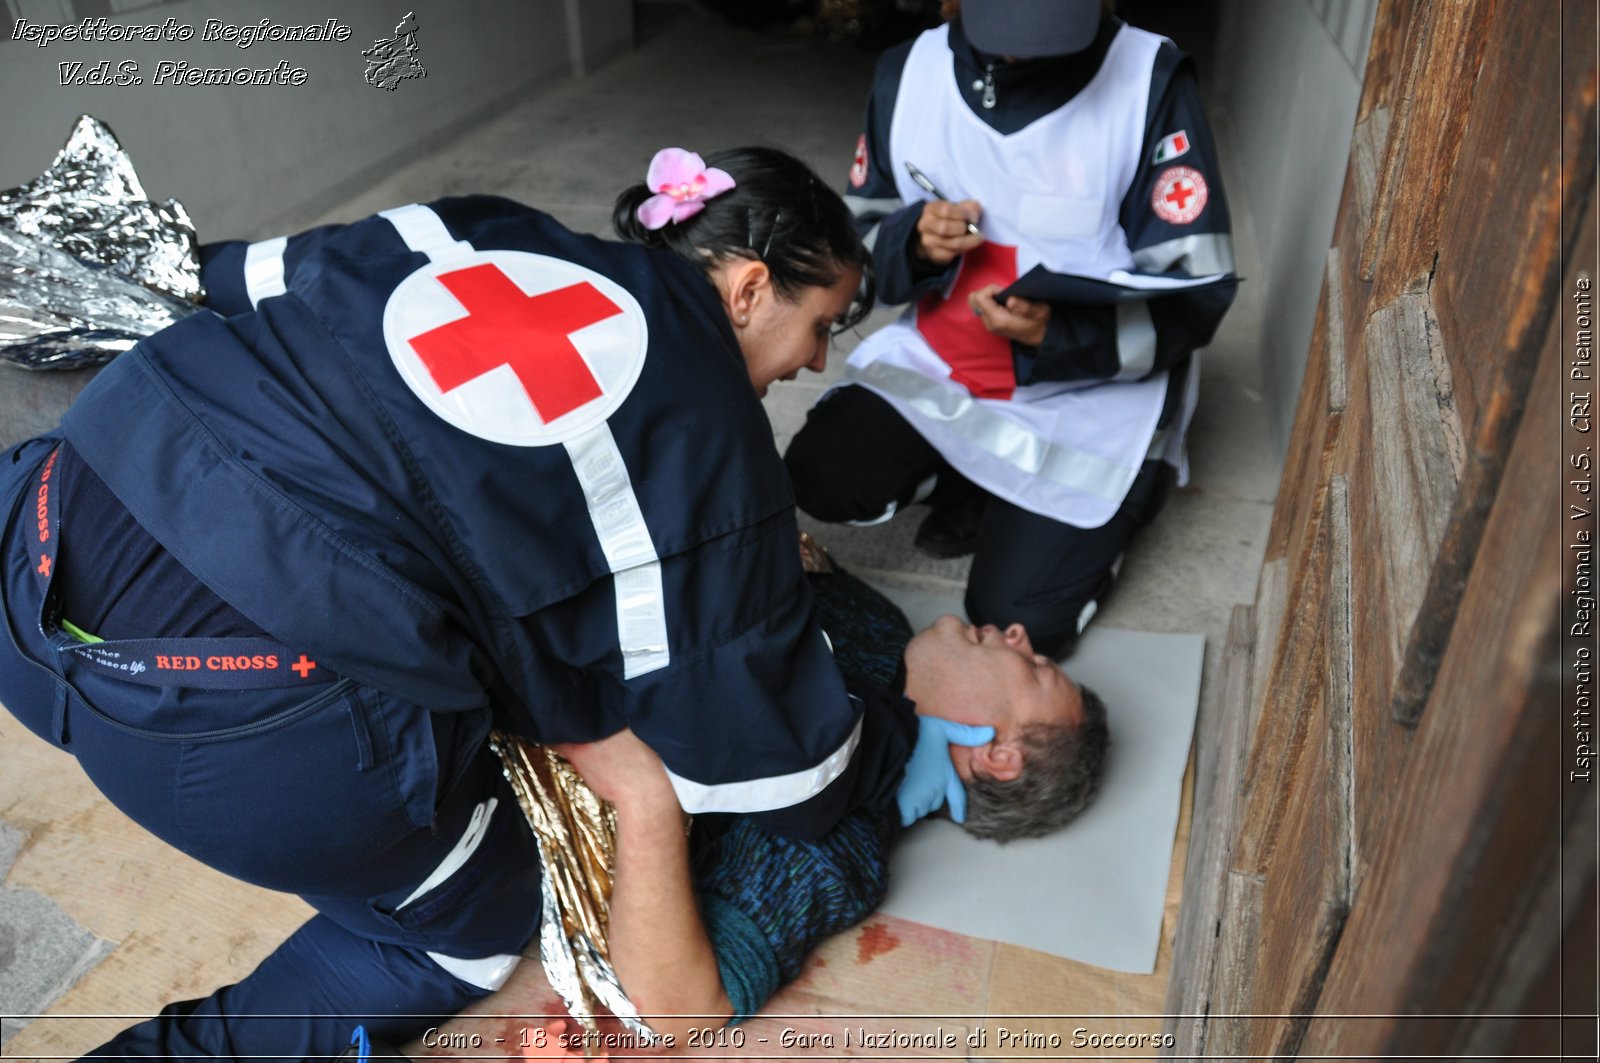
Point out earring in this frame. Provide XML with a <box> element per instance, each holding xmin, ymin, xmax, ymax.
<box><xmin>737</xmin><ymin>314</ymin><xmax>749</xmax><ymax>325</ymax></box>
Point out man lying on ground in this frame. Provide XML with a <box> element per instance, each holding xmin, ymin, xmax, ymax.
<box><xmin>553</xmin><ymin>549</ymin><xmax>1110</xmax><ymax>1044</ymax></box>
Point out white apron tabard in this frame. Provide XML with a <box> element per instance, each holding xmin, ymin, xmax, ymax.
<box><xmin>843</xmin><ymin>22</ymin><xmax>1175</xmax><ymax>528</ymax></box>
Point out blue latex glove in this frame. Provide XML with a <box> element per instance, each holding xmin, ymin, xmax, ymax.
<box><xmin>896</xmin><ymin>716</ymin><xmax>996</xmax><ymax>827</ymax></box>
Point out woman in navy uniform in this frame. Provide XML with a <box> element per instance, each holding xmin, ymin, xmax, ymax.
<box><xmin>0</xmin><ymin>147</ymin><xmax>968</xmax><ymax>1060</ymax></box>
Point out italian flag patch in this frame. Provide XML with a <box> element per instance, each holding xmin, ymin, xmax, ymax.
<box><xmin>1153</xmin><ymin>130</ymin><xmax>1190</xmax><ymax>164</ymax></box>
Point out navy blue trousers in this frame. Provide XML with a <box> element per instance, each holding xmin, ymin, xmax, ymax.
<box><xmin>2</xmin><ymin>437</ymin><xmax>542</xmax><ymax>1061</ymax></box>
<box><xmin>784</xmin><ymin>385</ymin><xmax>1173</xmax><ymax>658</ymax></box>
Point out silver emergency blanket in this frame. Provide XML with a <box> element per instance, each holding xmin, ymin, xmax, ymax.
<box><xmin>0</xmin><ymin>115</ymin><xmax>203</xmax><ymax>370</ymax></box>
<box><xmin>0</xmin><ymin>226</ymin><xmax>201</xmax><ymax>371</ymax></box>
<box><xmin>489</xmin><ymin>733</ymin><xmax>658</xmax><ymax>1044</ymax></box>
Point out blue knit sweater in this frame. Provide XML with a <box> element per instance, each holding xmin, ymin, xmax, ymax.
<box><xmin>691</xmin><ymin>568</ymin><xmax>916</xmax><ymax>1020</ymax></box>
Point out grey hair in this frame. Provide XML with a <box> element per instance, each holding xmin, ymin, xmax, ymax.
<box><xmin>959</xmin><ymin>683</ymin><xmax>1110</xmax><ymax>843</ymax></box>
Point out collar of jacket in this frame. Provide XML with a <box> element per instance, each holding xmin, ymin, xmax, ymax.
<box><xmin>946</xmin><ymin>14</ymin><xmax>1122</xmax><ymax>132</ymax></box>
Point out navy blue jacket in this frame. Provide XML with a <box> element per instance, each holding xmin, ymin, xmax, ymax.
<box><xmin>63</xmin><ymin>196</ymin><xmax>906</xmax><ymax>838</ymax></box>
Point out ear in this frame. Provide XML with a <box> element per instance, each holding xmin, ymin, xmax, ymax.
<box><xmin>970</xmin><ymin>737</ymin><xmax>1024</xmax><ymax>782</ymax></box>
<box><xmin>718</xmin><ymin>258</ymin><xmax>772</xmax><ymax>326</ymax></box>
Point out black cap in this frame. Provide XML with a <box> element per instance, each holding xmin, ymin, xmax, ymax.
<box><xmin>960</xmin><ymin>0</ymin><xmax>1102</xmax><ymax>58</ymax></box>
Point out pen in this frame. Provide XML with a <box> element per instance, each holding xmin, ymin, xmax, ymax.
<box><xmin>904</xmin><ymin>161</ymin><xmax>983</xmax><ymax>238</ymax></box>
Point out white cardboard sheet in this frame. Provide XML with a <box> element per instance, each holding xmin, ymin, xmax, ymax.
<box><xmin>871</xmin><ymin>584</ymin><xmax>1204</xmax><ymax>974</ymax></box>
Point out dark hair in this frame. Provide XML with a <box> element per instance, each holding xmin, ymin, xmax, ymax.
<box><xmin>613</xmin><ymin>146</ymin><xmax>874</xmax><ymax>330</ymax></box>
<box><xmin>959</xmin><ymin>683</ymin><xmax>1111</xmax><ymax>843</ymax></box>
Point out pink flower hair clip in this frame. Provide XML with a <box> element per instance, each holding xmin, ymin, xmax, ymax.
<box><xmin>636</xmin><ymin>148</ymin><xmax>735</xmax><ymax>230</ymax></box>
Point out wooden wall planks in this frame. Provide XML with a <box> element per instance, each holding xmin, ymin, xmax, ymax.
<box><xmin>1163</xmin><ymin>604</ymin><xmax>1257</xmax><ymax>1056</ymax></box>
<box><xmin>1163</xmin><ymin>0</ymin><xmax>1589</xmax><ymax>1055</ymax></box>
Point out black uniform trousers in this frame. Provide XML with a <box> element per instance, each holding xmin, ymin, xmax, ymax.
<box><xmin>784</xmin><ymin>386</ymin><xmax>1173</xmax><ymax>658</ymax></box>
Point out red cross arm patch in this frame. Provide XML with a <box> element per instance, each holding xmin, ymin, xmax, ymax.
<box><xmin>1151</xmin><ymin>165</ymin><xmax>1209</xmax><ymax>225</ymax></box>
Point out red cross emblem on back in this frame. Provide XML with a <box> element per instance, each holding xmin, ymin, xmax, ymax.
<box><xmin>409</xmin><ymin>263</ymin><xmax>623</xmax><ymax>423</ymax></box>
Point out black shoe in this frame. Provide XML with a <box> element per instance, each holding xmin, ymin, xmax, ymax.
<box><xmin>1062</xmin><ymin>553</ymin><xmax>1125</xmax><ymax>653</ymax></box>
<box><xmin>914</xmin><ymin>496</ymin><xmax>985</xmax><ymax>558</ymax></box>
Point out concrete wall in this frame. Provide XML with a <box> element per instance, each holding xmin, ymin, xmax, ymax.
<box><xmin>1</xmin><ymin>0</ymin><xmax>634</xmax><ymax>239</ymax></box>
<box><xmin>1212</xmin><ymin>0</ymin><xmax>1376</xmax><ymax>451</ymax></box>
<box><xmin>565</xmin><ymin>0</ymin><xmax>634</xmax><ymax>76</ymax></box>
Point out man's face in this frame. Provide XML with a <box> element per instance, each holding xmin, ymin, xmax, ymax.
<box><xmin>902</xmin><ymin>614</ymin><xmax>1084</xmax><ymax>782</ymax></box>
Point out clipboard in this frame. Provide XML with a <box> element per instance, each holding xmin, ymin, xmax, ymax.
<box><xmin>997</xmin><ymin>266</ymin><xmax>1239</xmax><ymax>305</ymax></box>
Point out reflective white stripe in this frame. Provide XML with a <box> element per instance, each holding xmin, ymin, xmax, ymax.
<box><xmin>380</xmin><ymin>205</ymin><xmax>668</xmax><ymax>677</ymax></box>
<box><xmin>402</xmin><ymin>800</ymin><xmax>528</xmax><ymax>988</ymax></box>
<box><xmin>242</xmin><ymin>237</ymin><xmax>287</xmax><ymax>308</ymax></box>
<box><xmin>665</xmin><ymin>715</ymin><xmax>863</xmax><ymax>814</ymax></box>
<box><xmin>426</xmin><ymin>950</ymin><xmax>522</xmax><ymax>991</ymax></box>
<box><xmin>844</xmin><ymin>188</ymin><xmax>903</xmax><ymax>254</ymax></box>
<box><xmin>1163</xmin><ymin>350</ymin><xmax>1202</xmax><ymax>485</ymax></box>
<box><xmin>1144</xmin><ymin>422</ymin><xmax>1171</xmax><ymax>461</ymax></box>
<box><xmin>613</xmin><ymin>563</ymin><xmax>670</xmax><ymax>677</ymax></box>
<box><xmin>842</xmin><ymin>194</ymin><xmax>907</xmax><ymax>217</ymax></box>
<box><xmin>846</xmin><ymin>471</ymin><xmax>933</xmax><ymax>526</ymax></box>
<box><xmin>1114</xmin><ymin>300</ymin><xmax>1158</xmax><ymax>379</ymax></box>
<box><xmin>380</xmin><ymin>203</ymin><xmax>473</xmax><ymax>262</ymax></box>
<box><xmin>564</xmin><ymin>423</ymin><xmax>670</xmax><ymax>678</ymax></box>
<box><xmin>399</xmin><ymin>797</ymin><xmax>497</xmax><ymax>908</ymax></box>
<box><xmin>1132</xmin><ymin>233</ymin><xmax>1236</xmax><ymax>276</ymax></box>
<box><xmin>847</xmin><ymin>499</ymin><xmax>899</xmax><ymax>527</ymax></box>
<box><xmin>850</xmin><ymin>361</ymin><xmax>1139</xmax><ymax>502</ymax></box>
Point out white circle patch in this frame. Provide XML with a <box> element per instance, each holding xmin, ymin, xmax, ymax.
<box><xmin>850</xmin><ymin>134</ymin><xmax>869</xmax><ymax>188</ymax></box>
<box><xmin>1151</xmin><ymin>166</ymin><xmax>1209</xmax><ymax>225</ymax></box>
<box><xmin>382</xmin><ymin>250</ymin><xmax>648</xmax><ymax>447</ymax></box>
